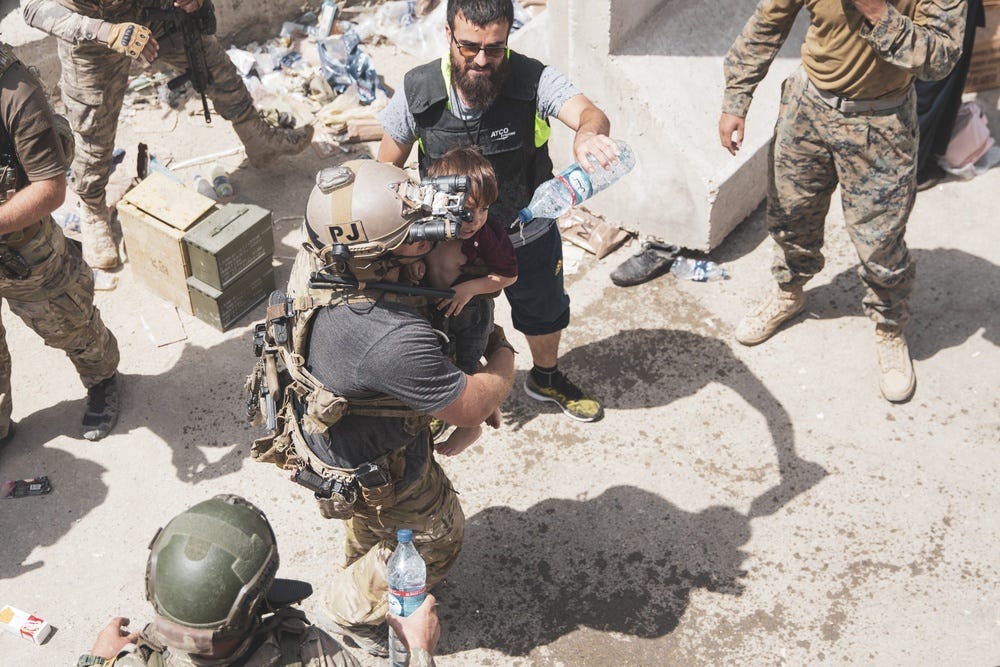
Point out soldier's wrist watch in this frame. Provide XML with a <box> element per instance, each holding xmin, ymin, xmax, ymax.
<box><xmin>76</xmin><ymin>654</ymin><xmax>109</xmax><ymax>667</ymax></box>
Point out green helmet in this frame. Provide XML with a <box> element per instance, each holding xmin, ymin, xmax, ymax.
<box><xmin>144</xmin><ymin>495</ymin><xmax>278</xmax><ymax>654</ymax></box>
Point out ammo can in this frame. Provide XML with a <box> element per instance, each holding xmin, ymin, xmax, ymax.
<box><xmin>183</xmin><ymin>203</ymin><xmax>274</xmax><ymax>290</ymax></box>
<box><xmin>186</xmin><ymin>257</ymin><xmax>275</xmax><ymax>331</ymax></box>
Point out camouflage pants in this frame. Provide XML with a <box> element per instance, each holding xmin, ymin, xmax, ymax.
<box><xmin>58</xmin><ymin>23</ymin><xmax>254</xmax><ymax>212</ymax></box>
<box><xmin>323</xmin><ymin>436</ymin><xmax>465</xmax><ymax>627</ymax></box>
<box><xmin>0</xmin><ymin>219</ymin><xmax>120</xmax><ymax>435</ymax></box>
<box><xmin>767</xmin><ymin>68</ymin><xmax>918</xmax><ymax>327</ymax></box>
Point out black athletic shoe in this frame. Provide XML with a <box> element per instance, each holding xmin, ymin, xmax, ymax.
<box><xmin>610</xmin><ymin>241</ymin><xmax>680</xmax><ymax>287</ymax></box>
<box><xmin>82</xmin><ymin>373</ymin><xmax>120</xmax><ymax>441</ymax></box>
<box><xmin>524</xmin><ymin>369</ymin><xmax>604</xmax><ymax>422</ymax></box>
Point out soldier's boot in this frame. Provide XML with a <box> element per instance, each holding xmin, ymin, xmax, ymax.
<box><xmin>735</xmin><ymin>284</ymin><xmax>805</xmax><ymax>346</ymax></box>
<box><xmin>82</xmin><ymin>373</ymin><xmax>121</xmax><ymax>441</ymax></box>
<box><xmin>80</xmin><ymin>204</ymin><xmax>120</xmax><ymax>270</ymax></box>
<box><xmin>875</xmin><ymin>324</ymin><xmax>916</xmax><ymax>403</ymax></box>
<box><xmin>232</xmin><ymin>111</ymin><xmax>314</xmax><ymax>168</ymax></box>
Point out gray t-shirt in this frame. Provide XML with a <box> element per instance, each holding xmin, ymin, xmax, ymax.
<box><xmin>379</xmin><ymin>64</ymin><xmax>580</xmax><ymax>144</ymax></box>
<box><xmin>303</xmin><ymin>300</ymin><xmax>466</xmax><ymax>479</ymax></box>
<box><xmin>379</xmin><ymin>64</ymin><xmax>581</xmax><ymax>247</ymax></box>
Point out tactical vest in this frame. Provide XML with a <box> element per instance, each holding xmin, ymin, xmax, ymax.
<box><xmin>247</xmin><ymin>247</ymin><xmax>435</xmax><ymax>520</ymax></box>
<box><xmin>405</xmin><ymin>51</ymin><xmax>554</xmax><ymax>233</ymax></box>
<box><xmin>134</xmin><ymin>607</ymin><xmax>318</xmax><ymax>667</ymax></box>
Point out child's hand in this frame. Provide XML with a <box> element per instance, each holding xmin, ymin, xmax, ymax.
<box><xmin>437</xmin><ymin>282</ymin><xmax>476</xmax><ymax>316</ymax></box>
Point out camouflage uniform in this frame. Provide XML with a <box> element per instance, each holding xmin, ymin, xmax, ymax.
<box><xmin>104</xmin><ymin>618</ymin><xmax>361</xmax><ymax>667</ymax></box>
<box><xmin>22</xmin><ymin>0</ymin><xmax>255</xmax><ymax>216</ymax></box>
<box><xmin>723</xmin><ymin>0</ymin><xmax>967</xmax><ymax>326</ymax></box>
<box><xmin>0</xmin><ymin>44</ymin><xmax>119</xmax><ymax>438</ymax></box>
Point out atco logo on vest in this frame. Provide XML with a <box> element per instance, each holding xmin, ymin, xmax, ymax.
<box><xmin>490</xmin><ymin>127</ymin><xmax>516</xmax><ymax>141</ymax></box>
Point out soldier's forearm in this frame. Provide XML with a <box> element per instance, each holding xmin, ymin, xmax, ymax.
<box><xmin>859</xmin><ymin>0</ymin><xmax>967</xmax><ymax>80</ymax></box>
<box><xmin>0</xmin><ymin>178</ymin><xmax>65</xmax><ymax>235</ymax></box>
<box><xmin>22</xmin><ymin>0</ymin><xmax>112</xmax><ymax>44</ymax></box>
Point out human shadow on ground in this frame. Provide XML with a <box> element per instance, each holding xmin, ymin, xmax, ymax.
<box><xmin>501</xmin><ymin>328</ymin><xmax>825</xmax><ymax>519</ymax></box>
<box><xmin>794</xmin><ymin>248</ymin><xmax>999</xmax><ymax>360</ymax></box>
<box><xmin>0</xmin><ymin>440</ymin><xmax>107</xmax><ymax>580</ymax></box>
<box><xmin>435</xmin><ymin>486</ymin><xmax>758</xmax><ymax>656</ymax></box>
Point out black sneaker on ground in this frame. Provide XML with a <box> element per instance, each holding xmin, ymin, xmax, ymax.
<box><xmin>330</xmin><ymin>621</ymin><xmax>389</xmax><ymax>657</ymax></box>
<box><xmin>524</xmin><ymin>369</ymin><xmax>604</xmax><ymax>422</ymax></box>
<box><xmin>610</xmin><ymin>241</ymin><xmax>680</xmax><ymax>287</ymax></box>
<box><xmin>82</xmin><ymin>373</ymin><xmax>120</xmax><ymax>441</ymax></box>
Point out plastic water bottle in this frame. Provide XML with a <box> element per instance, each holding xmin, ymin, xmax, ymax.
<box><xmin>316</xmin><ymin>0</ymin><xmax>338</xmax><ymax>38</ymax></box>
<box><xmin>387</xmin><ymin>528</ymin><xmax>426</xmax><ymax>667</ymax></box>
<box><xmin>210</xmin><ymin>164</ymin><xmax>234</xmax><ymax>200</ymax></box>
<box><xmin>517</xmin><ymin>140</ymin><xmax>635</xmax><ymax>224</ymax></box>
<box><xmin>669</xmin><ymin>257</ymin><xmax>728</xmax><ymax>282</ymax></box>
<box><xmin>192</xmin><ymin>174</ymin><xmax>218</xmax><ymax>200</ymax></box>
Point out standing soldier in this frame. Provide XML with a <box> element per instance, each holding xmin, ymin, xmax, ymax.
<box><xmin>0</xmin><ymin>43</ymin><xmax>120</xmax><ymax>444</ymax></box>
<box><xmin>250</xmin><ymin>161</ymin><xmax>514</xmax><ymax>656</ymax></box>
<box><xmin>719</xmin><ymin>0</ymin><xmax>967</xmax><ymax>402</ymax></box>
<box><xmin>22</xmin><ymin>0</ymin><xmax>314</xmax><ymax>269</ymax></box>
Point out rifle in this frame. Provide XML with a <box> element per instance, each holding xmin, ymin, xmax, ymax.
<box><xmin>143</xmin><ymin>1</ymin><xmax>216</xmax><ymax>123</ymax></box>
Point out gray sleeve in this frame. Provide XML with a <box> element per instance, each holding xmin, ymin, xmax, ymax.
<box><xmin>536</xmin><ymin>65</ymin><xmax>582</xmax><ymax>119</ymax></box>
<box><xmin>378</xmin><ymin>84</ymin><xmax>419</xmax><ymax>145</ymax></box>
<box><xmin>22</xmin><ymin>0</ymin><xmax>105</xmax><ymax>43</ymax></box>
<box><xmin>364</xmin><ymin>322</ymin><xmax>467</xmax><ymax>414</ymax></box>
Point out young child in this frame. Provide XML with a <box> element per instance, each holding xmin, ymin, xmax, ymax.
<box><xmin>423</xmin><ymin>146</ymin><xmax>518</xmax><ymax>455</ymax></box>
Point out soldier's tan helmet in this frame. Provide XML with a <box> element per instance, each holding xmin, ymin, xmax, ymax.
<box><xmin>305</xmin><ymin>160</ymin><xmax>422</xmax><ymax>281</ymax></box>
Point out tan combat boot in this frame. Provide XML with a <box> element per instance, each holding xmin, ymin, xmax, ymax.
<box><xmin>80</xmin><ymin>204</ymin><xmax>120</xmax><ymax>270</ymax></box>
<box><xmin>232</xmin><ymin>112</ymin><xmax>314</xmax><ymax>168</ymax></box>
<box><xmin>735</xmin><ymin>284</ymin><xmax>805</xmax><ymax>346</ymax></box>
<box><xmin>875</xmin><ymin>323</ymin><xmax>916</xmax><ymax>402</ymax></box>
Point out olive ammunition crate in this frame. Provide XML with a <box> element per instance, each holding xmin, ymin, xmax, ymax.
<box><xmin>186</xmin><ymin>257</ymin><xmax>275</xmax><ymax>331</ymax></box>
<box><xmin>183</xmin><ymin>203</ymin><xmax>274</xmax><ymax>290</ymax></box>
<box><xmin>116</xmin><ymin>172</ymin><xmax>216</xmax><ymax>313</ymax></box>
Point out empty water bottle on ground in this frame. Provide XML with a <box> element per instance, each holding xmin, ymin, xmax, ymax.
<box><xmin>669</xmin><ymin>256</ymin><xmax>728</xmax><ymax>282</ymax></box>
<box><xmin>387</xmin><ymin>528</ymin><xmax>426</xmax><ymax>667</ymax></box>
<box><xmin>192</xmin><ymin>174</ymin><xmax>217</xmax><ymax>200</ymax></box>
<box><xmin>210</xmin><ymin>164</ymin><xmax>233</xmax><ymax>200</ymax></box>
<box><xmin>517</xmin><ymin>140</ymin><xmax>635</xmax><ymax>224</ymax></box>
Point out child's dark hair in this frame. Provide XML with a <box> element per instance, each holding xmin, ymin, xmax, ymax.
<box><xmin>427</xmin><ymin>146</ymin><xmax>499</xmax><ymax>207</ymax></box>
<box><xmin>447</xmin><ymin>0</ymin><xmax>514</xmax><ymax>31</ymax></box>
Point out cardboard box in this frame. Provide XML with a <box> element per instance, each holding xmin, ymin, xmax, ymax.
<box><xmin>966</xmin><ymin>5</ymin><xmax>1000</xmax><ymax>92</ymax></box>
<box><xmin>183</xmin><ymin>203</ymin><xmax>274</xmax><ymax>290</ymax></box>
<box><xmin>0</xmin><ymin>605</ymin><xmax>51</xmax><ymax>645</ymax></box>
<box><xmin>187</xmin><ymin>257</ymin><xmax>275</xmax><ymax>331</ymax></box>
<box><xmin>117</xmin><ymin>172</ymin><xmax>217</xmax><ymax>313</ymax></box>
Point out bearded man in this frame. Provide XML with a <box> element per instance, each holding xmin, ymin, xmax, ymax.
<box><xmin>378</xmin><ymin>0</ymin><xmax>618</xmax><ymax>423</ymax></box>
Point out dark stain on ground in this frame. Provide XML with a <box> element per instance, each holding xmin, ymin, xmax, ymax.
<box><xmin>435</xmin><ymin>486</ymin><xmax>756</xmax><ymax>656</ymax></box>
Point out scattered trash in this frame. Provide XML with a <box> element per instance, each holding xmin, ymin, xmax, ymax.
<box><xmin>0</xmin><ymin>604</ymin><xmax>52</xmax><ymax>644</ymax></box>
<box><xmin>193</xmin><ymin>173</ymin><xmax>218</xmax><ymax>200</ymax></box>
<box><xmin>1</xmin><ymin>476</ymin><xmax>52</xmax><ymax>499</ymax></box>
<box><xmin>669</xmin><ymin>257</ymin><xmax>728</xmax><ymax>282</ymax></box>
<box><xmin>558</xmin><ymin>209</ymin><xmax>632</xmax><ymax>259</ymax></box>
<box><xmin>170</xmin><ymin>147</ymin><xmax>243</xmax><ymax>171</ymax></box>
<box><xmin>52</xmin><ymin>208</ymin><xmax>80</xmax><ymax>235</ymax></box>
<box><xmin>93</xmin><ymin>269</ymin><xmax>118</xmax><ymax>291</ymax></box>
<box><xmin>148</xmin><ymin>155</ymin><xmax>183</xmax><ymax>184</ymax></box>
<box><xmin>210</xmin><ymin>164</ymin><xmax>234</xmax><ymax>200</ymax></box>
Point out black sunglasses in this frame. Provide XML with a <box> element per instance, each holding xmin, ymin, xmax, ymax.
<box><xmin>451</xmin><ymin>33</ymin><xmax>507</xmax><ymax>59</ymax></box>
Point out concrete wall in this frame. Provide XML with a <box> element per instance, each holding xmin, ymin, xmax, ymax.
<box><xmin>513</xmin><ymin>0</ymin><xmax>809</xmax><ymax>250</ymax></box>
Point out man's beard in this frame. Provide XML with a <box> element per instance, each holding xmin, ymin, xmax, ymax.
<box><xmin>451</xmin><ymin>53</ymin><xmax>510</xmax><ymax>110</ymax></box>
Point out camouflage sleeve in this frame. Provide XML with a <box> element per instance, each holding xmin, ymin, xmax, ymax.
<box><xmin>22</xmin><ymin>0</ymin><xmax>108</xmax><ymax>44</ymax></box>
<box><xmin>722</xmin><ymin>0</ymin><xmax>805</xmax><ymax>118</ymax></box>
<box><xmin>859</xmin><ymin>0</ymin><xmax>967</xmax><ymax>81</ymax></box>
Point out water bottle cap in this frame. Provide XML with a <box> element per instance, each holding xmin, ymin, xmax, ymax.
<box><xmin>517</xmin><ymin>208</ymin><xmax>533</xmax><ymax>223</ymax></box>
<box><xmin>396</xmin><ymin>528</ymin><xmax>413</xmax><ymax>543</ymax></box>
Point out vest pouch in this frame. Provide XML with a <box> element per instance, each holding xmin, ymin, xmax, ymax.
<box><xmin>302</xmin><ymin>386</ymin><xmax>349</xmax><ymax>434</ymax></box>
<box><xmin>356</xmin><ymin>461</ymin><xmax>396</xmax><ymax>511</ymax></box>
<box><xmin>249</xmin><ymin>404</ymin><xmax>301</xmax><ymax>469</ymax></box>
<box><xmin>316</xmin><ymin>489</ymin><xmax>357</xmax><ymax>521</ymax></box>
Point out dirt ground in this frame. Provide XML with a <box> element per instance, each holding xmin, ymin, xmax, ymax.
<box><xmin>1</xmin><ymin>32</ymin><xmax>999</xmax><ymax>667</ymax></box>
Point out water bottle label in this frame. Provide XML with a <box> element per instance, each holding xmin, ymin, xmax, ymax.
<box><xmin>388</xmin><ymin>587</ymin><xmax>427</xmax><ymax>617</ymax></box>
<box><xmin>557</xmin><ymin>164</ymin><xmax>593</xmax><ymax>205</ymax></box>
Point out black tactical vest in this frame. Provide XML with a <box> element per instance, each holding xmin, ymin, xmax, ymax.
<box><xmin>405</xmin><ymin>51</ymin><xmax>554</xmax><ymax>233</ymax></box>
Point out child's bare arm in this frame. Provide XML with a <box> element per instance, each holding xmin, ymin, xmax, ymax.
<box><xmin>438</xmin><ymin>273</ymin><xmax>517</xmax><ymax>316</ymax></box>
